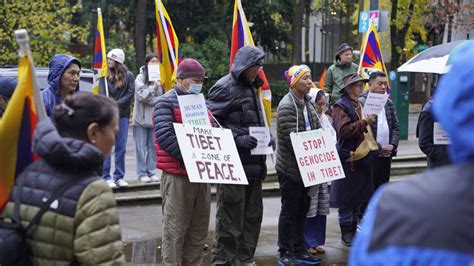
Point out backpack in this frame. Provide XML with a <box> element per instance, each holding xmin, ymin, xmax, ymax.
<box><xmin>0</xmin><ymin>178</ymin><xmax>78</xmax><ymax>265</ymax></box>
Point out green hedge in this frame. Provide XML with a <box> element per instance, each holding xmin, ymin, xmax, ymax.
<box><xmin>269</xmin><ymin>80</ymin><xmax>289</xmax><ymax>107</ymax></box>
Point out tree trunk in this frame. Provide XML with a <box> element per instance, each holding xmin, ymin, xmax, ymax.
<box><xmin>135</xmin><ymin>0</ymin><xmax>147</xmax><ymax>70</ymax></box>
<box><xmin>291</xmin><ymin>0</ymin><xmax>305</xmax><ymax>64</ymax></box>
<box><xmin>390</xmin><ymin>0</ymin><xmax>415</xmax><ymax>69</ymax></box>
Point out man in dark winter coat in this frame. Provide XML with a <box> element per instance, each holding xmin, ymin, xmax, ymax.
<box><xmin>153</xmin><ymin>58</ymin><xmax>211</xmax><ymax>266</ymax></box>
<box><xmin>207</xmin><ymin>45</ymin><xmax>268</xmax><ymax>265</ymax></box>
<box><xmin>359</xmin><ymin>71</ymin><xmax>400</xmax><ymax>191</ymax></box>
<box><xmin>42</xmin><ymin>54</ymin><xmax>81</xmax><ymax>116</ymax></box>
<box><xmin>417</xmin><ymin>99</ymin><xmax>451</xmax><ymax>168</ymax></box>
<box><xmin>324</xmin><ymin>43</ymin><xmax>359</xmax><ymax>106</ymax></box>
<box><xmin>350</xmin><ymin>40</ymin><xmax>474</xmax><ymax>266</ymax></box>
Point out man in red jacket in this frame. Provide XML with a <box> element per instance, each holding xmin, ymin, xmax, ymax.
<box><xmin>153</xmin><ymin>58</ymin><xmax>211</xmax><ymax>266</ymax></box>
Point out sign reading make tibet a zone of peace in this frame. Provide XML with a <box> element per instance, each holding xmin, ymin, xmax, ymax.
<box><xmin>290</xmin><ymin>129</ymin><xmax>345</xmax><ymax>187</ymax></box>
<box><xmin>173</xmin><ymin>123</ymin><xmax>248</xmax><ymax>185</ymax></box>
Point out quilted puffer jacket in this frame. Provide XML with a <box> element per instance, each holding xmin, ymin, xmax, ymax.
<box><xmin>2</xmin><ymin>119</ymin><xmax>125</xmax><ymax>265</ymax></box>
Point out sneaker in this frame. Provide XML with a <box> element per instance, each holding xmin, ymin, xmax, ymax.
<box><xmin>294</xmin><ymin>251</ymin><xmax>321</xmax><ymax>265</ymax></box>
<box><xmin>106</xmin><ymin>179</ymin><xmax>117</xmax><ymax>189</ymax></box>
<box><xmin>279</xmin><ymin>252</ymin><xmax>296</xmax><ymax>266</ymax></box>
<box><xmin>149</xmin><ymin>175</ymin><xmax>160</xmax><ymax>183</ymax></box>
<box><xmin>138</xmin><ymin>176</ymin><xmax>151</xmax><ymax>183</ymax></box>
<box><xmin>116</xmin><ymin>179</ymin><xmax>129</xmax><ymax>187</ymax></box>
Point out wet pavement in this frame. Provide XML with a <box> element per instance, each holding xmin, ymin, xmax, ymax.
<box><xmin>119</xmin><ymin>197</ymin><xmax>349</xmax><ymax>265</ymax></box>
<box><xmin>116</xmin><ymin>107</ymin><xmax>424</xmax><ymax>264</ymax></box>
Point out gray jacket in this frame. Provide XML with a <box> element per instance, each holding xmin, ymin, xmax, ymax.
<box><xmin>133</xmin><ymin>66</ymin><xmax>162</xmax><ymax>128</ymax></box>
<box><xmin>276</xmin><ymin>89</ymin><xmax>321</xmax><ymax>183</ymax></box>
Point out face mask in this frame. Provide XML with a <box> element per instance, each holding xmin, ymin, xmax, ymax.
<box><xmin>188</xmin><ymin>83</ymin><xmax>203</xmax><ymax>94</ymax></box>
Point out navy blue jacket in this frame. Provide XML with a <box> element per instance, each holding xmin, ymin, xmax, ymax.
<box><xmin>207</xmin><ymin>46</ymin><xmax>267</xmax><ymax>181</ymax></box>
<box><xmin>41</xmin><ymin>54</ymin><xmax>81</xmax><ymax>116</ymax></box>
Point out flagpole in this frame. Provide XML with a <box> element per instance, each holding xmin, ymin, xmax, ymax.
<box><xmin>14</xmin><ymin>29</ymin><xmax>47</xmax><ymax>120</ymax></box>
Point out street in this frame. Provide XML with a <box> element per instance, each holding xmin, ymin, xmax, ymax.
<box><xmin>119</xmin><ymin>197</ymin><xmax>349</xmax><ymax>265</ymax></box>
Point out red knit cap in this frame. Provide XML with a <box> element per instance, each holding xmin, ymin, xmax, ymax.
<box><xmin>177</xmin><ymin>58</ymin><xmax>206</xmax><ymax>78</ymax></box>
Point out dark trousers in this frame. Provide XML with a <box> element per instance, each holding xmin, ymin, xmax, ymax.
<box><xmin>304</xmin><ymin>215</ymin><xmax>327</xmax><ymax>248</ymax></box>
<box><xmin>277</xmin><ymin>174</ymin><xmax>310</xmax><ymax>255</ymax></box>
<box><xmin>373</xmin><ymin>156</ymin><xmax>392</xmax><ymax>192</ymax></box>
<box><xmin>212</xmin><ymin>180</ymin><xmax>263</xmax><ymax>265</ymax></box>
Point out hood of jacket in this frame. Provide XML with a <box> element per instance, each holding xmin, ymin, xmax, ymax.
<box><xmin>47</xmin><ymin>54</ymin><xmax>81</xmax><ymax>94</ymax></box>
<box><xmin>33</xmin><ymin>118</ymin><xmax>104</xmax><ymax>172</ymax></box>
<box><xmin>433</xmin><ymin>42</ymin><xmax>474</xmax><ymax>164</ymax></box>
<box><xmin>231</xmin><ymin>46</ymin><xmax>265</xmax><ymax>81</ymax></box>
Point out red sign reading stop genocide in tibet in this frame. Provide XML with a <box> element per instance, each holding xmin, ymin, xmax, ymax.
<box><xmin>290</xmin><ymin>129</ymin><xmax>345</xmax><ymax>187</ymax></box>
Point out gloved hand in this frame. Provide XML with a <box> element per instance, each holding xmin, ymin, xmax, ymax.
<box><xmin>268</xmin><ymin>137</ymin><xmax>276</xmax><ymax>151</ymax></box>
<box><xmin>235</xmin><ymin>135</ymin><xmax>258</xmax><ymax>150</ymax></box>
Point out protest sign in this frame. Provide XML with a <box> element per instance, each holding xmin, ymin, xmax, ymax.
<box><xmin>433</xmin><ymin>122</ymin><xmax>451</xmax><ymax>145</ymax></box>
<box><xmin>290</xmin><ymin>129</ymin><xmax>345</xmax><ymax>187</ymax></box>
<box><xmin>178</xmin><ymin>94</ymin><xmax>212</xmax><ymax>127</ymax></box>
<box><xmin>249</xmin><ymin>126</ymin><xmax>273</xmax><ymax>155</ymax></box>
<box><xmin>362</xmin><ymin>92</ymin><xmax>388</xmax><ymax>115</ymax></box>
<box><xmin>147</xmin><ymin>63</ymin><xmax>161</xmax><ymax>81</ymax></box>
<box><xmin>173</xmin><ymin>124</ymin><xmax>248</xmax><ymax>185</ymax></box>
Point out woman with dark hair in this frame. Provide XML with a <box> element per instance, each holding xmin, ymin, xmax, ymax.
<box><xmin>2</xmin><ymin>92</ymin><xmax>125</xmax><ymax>264</ymax></box>
<box><xmin>133</xmin><ymin>53</ymin><xmax>162</xmax><ymax>183</ymax></box>
<box><xmin>100</xmin><ymin>48</ymin><xmax>135</xmax><ymax>188</ymax></box>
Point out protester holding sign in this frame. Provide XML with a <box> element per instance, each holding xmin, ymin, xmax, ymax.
<box><xmin>132</xmin><ymin>53</ymin><xmax>161</xmax><ymax>184</ymax></box>
<box><xmin>359</xmin><ymin>71</ymin><xmax>399</xmax><ymax>192</ymax></box>
<box><xmin>417</xmin><ymin>99</ymin><xmax>451</xmax><ymax>168</ymax></box>
<box><xmin>275</xmin><ymin>65</ymin><xmax>322</xmax><ymax>265</ymax></box>
<box><xmin>330</xmin><ymin>73</ymin><xmax>378</xmax><ymax>246</ymax></box>
<box><xmin>153</xmin><ymin>58</ymin><xmax>211</xmax><ymax>266</ymax></box>
<box><xmin>304</xmin><ymin>88</ymin><xmax>335</xmax><ymax>256</ymax></box>
<box><xmin>207</xmin><ymin>46</ymin><xmax>270</xmax><ymax>265</ymax></box>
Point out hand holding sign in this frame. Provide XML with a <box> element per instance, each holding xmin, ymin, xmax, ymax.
<box><xmin>249</xmin><ymin>127</ymin><xmax>274</xmax><ymax>155</ymax></box>
<box><xmin>362</xmin><ymin>92</ymin><xmax>388</xmax><ymax>116</ymax></box>
<box><xmin>148</xmin><ymin>63</ymin><xmax>161</xmax><ymax>81</ymax></box>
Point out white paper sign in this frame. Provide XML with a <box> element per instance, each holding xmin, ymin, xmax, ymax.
<box><xmin>249</xmin><ymin>127</ymin><xmax>273</xmax><ymax>155</ymax></box>
<box><xmin>362</xmin><ymin>92</ymin><xmax>389</xmax><ymax>115</ymax></box>
<box><xmin>173</xmin><ymin>124</ymin><xmax>248</xmax><ymax>185</ymax></box>
<box><xmin>177</xmin><ymin>94</ymin><xmax>212</xmax><ymax>127</ymax></box>
<box><xmin>148</xmin><ymin>64</ymin><xmax>161</xmax><ymax>81</ymax></box>
<box><xmin>290</xmin><ymin>129</ymin><xmax>345</xmax><ymax>187</ymax></box>
<box><xmin>433</xmin><ymin>122</ymin><xmax>451</xmax><ymax>145</ymax></box>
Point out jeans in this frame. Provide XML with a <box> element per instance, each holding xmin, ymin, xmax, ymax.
<box><xmin>103</xmin><ymin>117</ymin><xmax>129</xmax><ymax>181</ymax></box>
<box><xmin>338</xmin><ymin>206</ymin><xmax>360</xmax><ymax>225</ymax></box>
<box><xmin>133</xmin><ymin>125</ymin><xmax>157</xmax><ymax>178</ymax></box>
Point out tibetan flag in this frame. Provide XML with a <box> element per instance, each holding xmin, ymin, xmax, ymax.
<box><xmin>358</xmin><ymin>21</ymin><xmax>390</xmax><ymax>90</ymax></box>
<box><xmin>0</xmin><ymin>56</ymin><xmax>40</xmax><ymax>210</ymax></box>
<box><xmin>155</xmin><ymin>0</ymin><xmax>180</xmax><ymax>92</ymax></box>
<box><xmin>92</xmin><ymin>7</ymin><xmax>107</xmax><ymax>94</ymax></box>
<box><xmin>230</xmin><ymin>0</ymin><xmax>271</xmax><ymax>127</ymax></box>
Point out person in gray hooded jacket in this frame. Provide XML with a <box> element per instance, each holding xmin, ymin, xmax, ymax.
<box><xmin>207</xmin><ymin>45</ymin><xmax>269</xmax><ymax>265</ymax></box>
<box><xmin>133</xmin><ymin>53</ymin><xmax>161</xmax><ymax>183</ymax></box>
